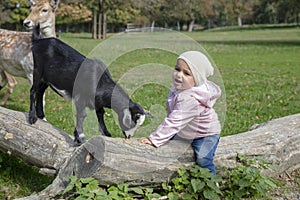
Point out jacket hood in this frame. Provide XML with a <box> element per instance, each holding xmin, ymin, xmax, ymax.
<box><xmin>172</xmin><ymin>80</ymin><xmax>221</xmax><ymax>108</ymax></box>
<box><xmin>193</xmin><ymin>81</ymin><xmax>221</xmax><ymax>108</ymax></box>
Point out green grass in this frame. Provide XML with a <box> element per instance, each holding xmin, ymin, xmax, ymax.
<box><xmin>0</xmin><ymin>154</ymin><xmax>53</xmax><ymax>199</ymax></box>
<box><xmin>0</xmin><ymin>26</ymin><xmax>299</xmax><ymax>198</ymax></box>
<box><xmin>186</xmin><ymin>28</ymin><xmax>300</xmax><ymax>135</ymax></box>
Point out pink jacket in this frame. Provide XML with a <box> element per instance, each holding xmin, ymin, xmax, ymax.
<box><xmin>149</xmin><ymin>81</ymin><xmax>221</xmax><ymax>147</ymax></box>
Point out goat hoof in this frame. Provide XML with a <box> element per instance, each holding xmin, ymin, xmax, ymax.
<box><xmin>74</xmin><ymin>134</ymin><xmax>86</xmax><ymax>146</ymax></box>
<box><xmin>28</xmin><ymin>116</ymin><xmax>38</xmax><ymax>124</ymax></box>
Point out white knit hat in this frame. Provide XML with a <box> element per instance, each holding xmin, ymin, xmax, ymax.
<box><xmin>177</xmin><ymin>51</ymin><xmax>214</xmax><ymax>86</ymax></box>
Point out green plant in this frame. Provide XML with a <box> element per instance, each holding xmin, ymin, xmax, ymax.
<box><xmin>162</xmin><ymin>165</ymin><xmax>222</xmax><ymax>200</ymax></box>
<box><xmin>220</xmin><ymin>154</ymin><xmax>278</xmax><ymax>199</ymax></box>
<box><xmin>61</xmin><ymin>176</ymin><xmax>161</xmax><ymax>200</ymax></box>
<box><xmin>62</xmin><ymin>176</ymin><xmax>108</xmax><ymax>200</ymax></box>
<box><xmin>59</xmin><ymin>154</ymin><xmax>280</xmax><ymax>200</ymax></box>
<box><xmin>131</xmin><ymin>187</ymin><xmax>161</xmax><ymax>200</ymax></box>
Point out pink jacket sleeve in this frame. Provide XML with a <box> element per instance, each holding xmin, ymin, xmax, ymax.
<box><xmin>149</xmin><ymin>94</ymin><xmax>203</xmax><ymax>147</ymax></box>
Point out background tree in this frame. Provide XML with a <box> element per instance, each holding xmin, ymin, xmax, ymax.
<box><xmin>106</xmin><ymin>0</ymin><xmax>139</xmax><ymax>33</ymax></box>
<box><xmin>0</xmin><ymin>0</ymin><xmax>299</xmax><ymax>34</ymax></box>
<box><xmin>225</xmin><ymin>0</ymin><xmax>257</xmax><ymax>26</ymax></box>
<box><xmin>276</xmin><ymin>0</ymin><xmax>300</xmax><ymax>24</ymax></box>
<box><xmin>200</xmin><ymin>0</ymin><xmax>217</xmax><ymax>29</ymax></box>
<box><xmin>56</xmin><ymin>2</ymin><xmax>92</xmax><ymax>32</ymax></box>
<box><xmin>164</xmin><ymin>0</ymin><xmax>189</xmax><ymax>31</ymax></box>
<box><xmin>174</xmin><ymin>0</ymin><xmax>203</xmax><ymax>31</ymax></box>
<box><xmin>214</xmin><ymin>0</ymin><xmax>230</xmax><ymax>26</ymax></box>
<box><xmin>136</xmin><ymin>0</ymin><xmax>165</xmax><ymax>30</ymax></box>
<box><xmin>0</xmin><ymin>0</ymin><xmax>30</xmax><ymax>30</ymax></box>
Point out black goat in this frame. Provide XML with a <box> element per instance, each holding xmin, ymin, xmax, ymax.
<box><xmin>29</xmin><ymin>25</ymin><xmax>149</xmax><ymax>145</ymax></box>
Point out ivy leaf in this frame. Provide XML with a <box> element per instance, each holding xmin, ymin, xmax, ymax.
<box><xmin>108</xmin><ymin>190</ymin><xmax>119</xmax><ymax>199</ymax></box>
<box><xmin>181</xmin><ymin>192</ymin><xmax>194</xmax><ymax>200</ymax></box>
<box><xmin>167</xmin><ymin>192</ymin><xmax>179</xmax><ymax>200</ymax></box>
<box><xmin>95</xmin><ymin>189</ymin><xmax>108</xmax><ymax>197</ymax></box>
<box><xmin>162</xmin><ymin>182</ymin><xmax>172</xmax><ymax>192</ymax></box>
<box><xmin>238</xmin><ymin>179</ymin><xmax>251</xmax><ymax>188</ymax></box>
<box><xmin>191</xmin><ymin>179</ymin><xmax>205</xmax><ymax>193</ymax></box>
<box><xmin>131</xmin><ymin>187</ymin><xmax>144</xmax><ymax>195</ymax></box>
<box><xmin>63</xmin><ymin>183</ymin><xmax>75</xmax><ymax>194</ymax></box>
<box><xmin>203</xmin><ymin>189</ymin><xmax>220</xmax><ymax>200</ymax></box>
<box><xmin>117</xmin><ymin>183</ymin><xmax>128</xmax><ymax>193</ymax></box>
<box><xmin>75</xmin><ymin>196</ymin><xmax>89</xmax><ymax>200</ymax></box>
<box><xmin>145</xmin><ymin>188</ymin><xmax>153</xmax><ymax>194</ymax></box>
<box><xmin>66</xmin><ymin>176</ymin><xmax>77</xmax><ymax>183</ymax></box>
<box><xmin>80</xmin><ymin>177</ymin><xmax>95</xmax><ymax>184</ymax></box>
<box><xmin>75</xmin><ymin>180</ymin><xmax>82</xmax><ymax>190</ymax></box>
<box><xmin>147</xmin><ymin>193</ymin><xmax>161</xmax><ymax>199</ymax></box>
<box><xmin>86</xmin><ymin>180</ymin><xmax>99</xmax><ymax>191</ymax></box>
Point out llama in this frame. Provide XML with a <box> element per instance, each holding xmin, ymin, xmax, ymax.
<box><xmin>0</xmin><ymin>0</ymin><xmax>59</xmax><ymax>105</ymax></box>
<box><xmin>29</xmin><ymin>25</ymin><xmax>150</xmax><ymax>145</ymax></box>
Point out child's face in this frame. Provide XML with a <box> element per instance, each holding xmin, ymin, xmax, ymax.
<box><xmin>172</xmin><ymin>59</ymin><xmax>195</xmax><ymax>90</ymax></box>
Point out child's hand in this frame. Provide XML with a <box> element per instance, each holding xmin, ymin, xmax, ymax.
<box><xmin>138</xmin><ymin>137</ymin><xmax>153</xmax><ymax>145</ymax></box>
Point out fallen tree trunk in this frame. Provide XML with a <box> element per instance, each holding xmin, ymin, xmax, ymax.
<box><xmin>0</xmin><ymin>106</ymin><xmax>75</xmax><ymax>174</ymax></box>
<box><xmin>0</xmin><ymin>106</ymin><xmax>299</xmax><ymax>199</ymax></box>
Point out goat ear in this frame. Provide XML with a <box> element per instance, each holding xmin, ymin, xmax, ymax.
<box><xmin>122</xmin><ymin>108</ymin><xmax>132</xmax><ymax>129</ymax></box>
<box><xmin>28</xmin><ymin>0</ymin><xmax>37</xmax><ymax>6</ymax></box>
<box><xmin>50</xmin><ymin>0</ymin><xmax>60</xmax><ymax>10</ymax></box>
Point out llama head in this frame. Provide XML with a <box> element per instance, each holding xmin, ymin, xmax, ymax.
<box><xmin>24</xmin><ymin>0</ymin><xmax>59</xmax><ymax>37</ymax></box>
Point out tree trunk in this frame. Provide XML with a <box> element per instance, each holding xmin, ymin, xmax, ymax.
<box><xmin>176</xmin><ymin>21</ymin><xmax>180</xmax><ymax>31</ymax></box>
<box><xmin>207</xmin><ymin>19</ymin><xmax>211</xmax><ymax>29</ymax></box>
<box><xmin>0</xmin><ymin>106</ymin><xmax>75</xmax><ymax>174</ymax></box>
<box><xmin>188</xmin><ymin>19</ymin><xmax>195</xmax><ymax>32</ymax></box>
<box><xmin>98</xmin><ymin>0</ymin><xmax>106</xmax><ymax>39</ymax></box>
<box><xmin>237</xmin><ymin>14</ymin><xmax>242</xmax><ymax>26</ymax></box>
<box><xmin>98</xmin><ymin>12</ymin><xmax>102</xmax><ymax>39</ymax></box>
<box><xmin>92</xmin><ymin>9</ymin><xmax>97</xmax><ymax>39</ymax></box>
<box><xmin>0</xmin><ymin>106</ymin><xmax>298</xmax><ymax>199</ymax></box>
<box><xmin>102</xmin><ymin>12</ymin><xmax>107</xmax><ymax>39</ymax></box>
<box><xmin>151</xmin><ymin>21</ymin><xmax>155</xmax><ymax>32</ymax></box>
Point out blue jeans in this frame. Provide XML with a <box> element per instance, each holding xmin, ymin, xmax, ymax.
<box><xmin>192</xmin><ymin>134</ymin><xmax>220</xmax><ymax>175</ymax></box>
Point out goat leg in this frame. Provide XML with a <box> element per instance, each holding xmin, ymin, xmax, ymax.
<box><xmin>74</xmin><ymin>104</ymin><xmax>87</xmax><ymax>145</ymax></box>
<box><xmin>29</xmin><ymin>86</ymin><xmax>38</xmax><ymax>124</ymax></box>
<box><xmin>96</xmin><ymin>107</ymin><xmax>112</xmax><ymax>137</ymax></box>
<box><xmin>35</xmin><ymin>83</ymin><xmax>48</xmax><ymax>120</ymax></box>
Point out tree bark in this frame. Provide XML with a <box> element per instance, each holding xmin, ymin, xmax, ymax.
<box><xmin>92</xmin><ymin>9</ymin><xmax>97</xmax><ymax>39</ymax></box>
<box><xmin>237</xmin><ymin>14</ymin><xmax>242</xmax><ymax>26</ymax></box>
<box><xmin>0</xmin><ymin>106</ymin><xmax>75</xmax><ymax>174</ymax></box>
<box><xmin>102</xmin><ymin>12</ymin><xmax>107</xmax><ymax>39</ymax></box>
<box><xmin>188</xmin><ymin>19</ymin><xmax>195</xmax><ymax>32</ymax></box>
<box><xmin>0</xmin><ymin>106</ymin><xmax>299</xmax><ymax>199</ymax></box>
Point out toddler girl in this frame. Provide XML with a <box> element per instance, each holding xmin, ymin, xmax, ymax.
<box><xmin>139</xmin><ymin>51</ymin><xmax>221</xmax><ymax>174</ymax></box>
